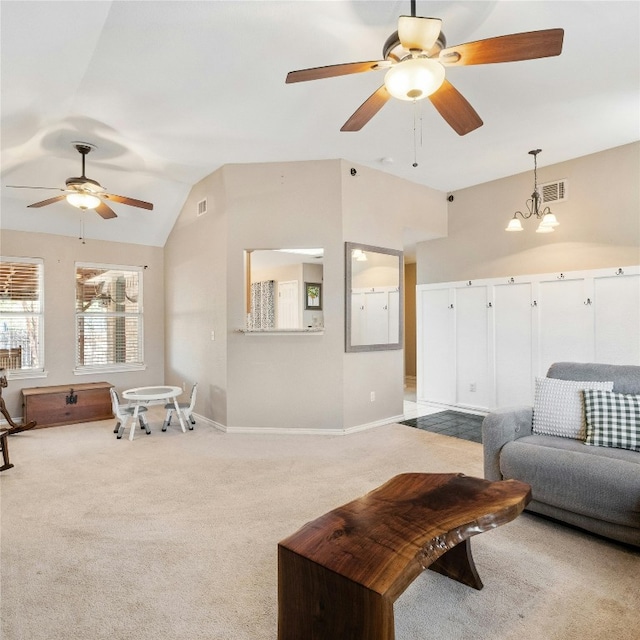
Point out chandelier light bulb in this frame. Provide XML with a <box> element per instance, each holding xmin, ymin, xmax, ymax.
<box><xmin>505</xmin><ymin>216</ymin><xmax>524</xmax><ymax>232</ymax></box>
<box><xmin>539</xmin><ymin>212</ymin><xmax>559</xmax><ymax>228</ymax></box>
<box><xmin>384</xmin><ymin>58</ymin><xmax>445</xmax><ymax>101</ymax></box>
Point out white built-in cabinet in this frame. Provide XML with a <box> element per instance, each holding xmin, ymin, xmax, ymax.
<box><xmin>417</xmin><ymin>266</ymin><xmax>640</xmax><ymax>412</ymax></box>
<box><xmin>350</xmin><ymin>287</ymin><xmax>400</xmax><ymax>347</ymax></box>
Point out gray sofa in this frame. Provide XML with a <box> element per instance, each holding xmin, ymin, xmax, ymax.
<box><xmin>482</xmin><ymin>362</ymin><xmax>640</xmax><ymax>547</ymax></box>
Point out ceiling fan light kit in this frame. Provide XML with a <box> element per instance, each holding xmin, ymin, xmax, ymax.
<box><xmin>66</xmin><ymin>192</ymin><xmax>101</xmax><ymax>210</ymax></box>
<box><xmin>506</xmin><ymin>149</ymin><xmax>559</xmax><ymax>234</ymax></box>
<box><xmin>285</xmin><ymin>2</ymin><xmax>564</xmax><ymax>135</ymax></box>
<box><xmin>384</xmin><ymin>57</ymin><xmax>445</xmax><ymax>101</ymax></box>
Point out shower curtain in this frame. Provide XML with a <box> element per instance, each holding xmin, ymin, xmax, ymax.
<box><xmin>250</xmin><ymin>280</ymin><xmax>275</xmax><ymax>330</ymax></box>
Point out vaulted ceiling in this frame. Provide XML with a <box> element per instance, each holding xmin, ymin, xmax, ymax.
<box><xmin>1</xmin><ymin>1</ymin><xmax>638</xmax><ymax>247</ymax></box>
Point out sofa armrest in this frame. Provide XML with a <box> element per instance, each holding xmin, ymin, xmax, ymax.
<box><xmin>482</xmin><ymin>406</ymin><xmax>533</xmax><ymax>481</ymax></box>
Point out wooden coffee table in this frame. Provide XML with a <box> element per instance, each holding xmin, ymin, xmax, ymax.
<box><xmin>278</xmin><ymin>472</ymin><xmax>531</xmax><ymax>640</ymax></box>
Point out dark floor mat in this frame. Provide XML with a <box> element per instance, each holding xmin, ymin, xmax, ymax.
<box><xmin>400</xmin><ymin>410</ymin><xmax>484</xmax><ymax>443</ymax></box>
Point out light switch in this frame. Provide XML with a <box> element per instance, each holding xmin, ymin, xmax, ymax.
<box><xmin>211</xmin><ymin>330</ymin><xmax>215</xmax><ymax>341</ymax></box>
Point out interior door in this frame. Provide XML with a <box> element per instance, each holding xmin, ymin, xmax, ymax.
<box><xmin>277</xmin><ymin>281</ymin><xmax>300</xmax><ymax>329</ymax></box>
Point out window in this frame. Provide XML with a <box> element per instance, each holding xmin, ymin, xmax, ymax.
<box><xmin>75</xmin><ymin>263</ymin><xmax>143</xmax><ymax>372</ymax></box>
<box><xmin>0</xmin><ymin>257</ymin><xmax>44</xmax><ymax>373</ymax></box>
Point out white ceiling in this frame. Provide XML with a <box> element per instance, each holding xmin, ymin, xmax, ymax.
<box><xmin>1</xmin><ymin>1</ymin><xmax>639</xmax><ymax>247</ymax></box>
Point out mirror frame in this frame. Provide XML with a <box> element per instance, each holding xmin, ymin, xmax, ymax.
<box><xmin>345</xmin><ymin>242</ymin><xmax>404</xmax><ymax>352</ymax></box>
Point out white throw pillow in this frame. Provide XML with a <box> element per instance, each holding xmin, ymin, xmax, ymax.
<box><xmin>532</xmin><ymin>377</ymin><xmax>614</xmax><ymax>440</ymax></box>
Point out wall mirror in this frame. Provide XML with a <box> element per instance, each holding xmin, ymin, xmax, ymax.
<box><xmin>345</xmin><ymin>242</ymin><xmax>403</xmax><ymax>352</ymax></box>
<box><xmin>245</xmin><ymin>249</ymin><xmax>324</xmax><ymax>331</ymax></box>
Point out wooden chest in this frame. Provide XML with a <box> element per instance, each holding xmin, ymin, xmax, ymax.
<box><xmin>22</xmin><ymin>382</ymin><xmax>113</xmax><ymax>429</ymax></box>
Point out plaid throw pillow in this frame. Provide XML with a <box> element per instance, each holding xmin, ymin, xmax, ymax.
<box><xmin>583</xmin><ymin>389</ymin><xmax>640</xmax><ymax>452</ymax></box>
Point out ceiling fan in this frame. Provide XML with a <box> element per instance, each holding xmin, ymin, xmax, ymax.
<box><xmin>7</xmin><ymin>143</ymin><xmax>154</xmax><ymax>219</ymax></box>
<box><xmin>286</xmin><ymin>1</ymin><xmax>564</xmax><ymax>135</ymax></box>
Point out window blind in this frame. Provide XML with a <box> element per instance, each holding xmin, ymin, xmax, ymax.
<box><xmin>75</xmin><ymin>265</ymin><xmax>143</xmax><ymax>368</ymax></box>
<box><xmin>0</xmin><ymin>258</ymin><xmax>44</xmax><ymax>370</ymax></box>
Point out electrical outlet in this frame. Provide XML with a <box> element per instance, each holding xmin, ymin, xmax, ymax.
<box><xmin>211</xmin><ymin>330</ymin><xmax>215</xmax><ymax>341</ymax></box>
<box><xmin>370</xmin><ymin>391</ymin><xmax>376</xmax><ymax>402</ymax></box>
<box><xmin>470</xmin><ymin>383</ymin><xmax>477</xmax><ymax>392</ymax></box>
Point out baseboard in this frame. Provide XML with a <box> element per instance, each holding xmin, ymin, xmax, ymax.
<box><xmin>191</xmin><ymin>413</ymin><xmax>226</xmax><ymax>432</ymax></box>
<box><xmin>219</xmin><ymin>414</ymin><xmax>406</xmax><ymax>436</ymax></box>
<box><xmin>414</xmin><ymin>401</ymin><xmax>488</xmax><ymax>416</ymax></box>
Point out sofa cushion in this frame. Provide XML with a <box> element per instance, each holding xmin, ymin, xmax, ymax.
<box><xmin>499</xmin><ymin>435</ymin><xmax>640</xmax><ymax>528</ymax></box>
<box><xmin>532</xmin><ymin>377</ymin><xmax>614</xmax><ymax>440</ymax></box>
<box><xmin>584</xmin><ymin>389</ymin><xmax>640</xmax><ymax>452</ymax></box>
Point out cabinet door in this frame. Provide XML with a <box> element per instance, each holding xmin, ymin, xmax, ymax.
<box><xmin>350</xmin><ymin>293</ymin><xmax>366</xmax><ymax>346</ymax></box>
<box><xmin>388</xmin><ymin>289</ymin><xmax>400</xmax><ymax>344</ymax></box>
<box><xmin>418</xmin><ymin>288</ymin><xmax>455</xmax><ymax>404</ymax></box>
<box><xmin>594</xmin><ymin>273</ymin><xmax>640</xmax><ymax>365</ymax></box>
<box><xmin>538</xmin><ymin>277</ymin><xmax>593</xmax><ymax>374</ymax></box>
<box><xmin>455</xmin><ymin>286</ymin><xmax>490</xmax><ymax>409</ymax></box>
<box><xmin>493</xmin><ymin>282</ymin><xmax>534</xmax><ymax>407</ymax></box>
<box><xmin>363</xmin><ymin>291</ymin><xmax>389</xmax><ymax>344</ymax></box>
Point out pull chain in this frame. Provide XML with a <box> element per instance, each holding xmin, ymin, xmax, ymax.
<box><xmin>412</xmin><ymin>100</ymin><xmax>422</xmax><ymax>168</ymax></box>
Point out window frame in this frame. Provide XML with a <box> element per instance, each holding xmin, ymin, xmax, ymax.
<box><xmin>0</xmin><ymin>256</ymin><xmax>46</xmax><ymax>379</ymax></box>
<box><xmin>74</xmin><ymin>262</ymin><xmax>145</xmax><ymax>375</ymax></box>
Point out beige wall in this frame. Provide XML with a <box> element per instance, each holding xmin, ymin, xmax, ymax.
<box><xmin>417</xmin><ymin>143</ymin><xmax>640</xmax><ymax>283</ymax></box>
<box><xmin>0</xmin><ymin>230</ymin><xmax>165</xmax><ymax>418</ymax></box>
<box><xmin>223</xmin><ymin>160</ymin><xmax>345</xmax><ymax>430</ymax></box>
<box><xmin>164</xmin><ymin>167</ymin><xmax>228</xmax><ymax>424</ymax></box>
<box><xmin>164</xmin><ymin>158</ymin><xmax>447</xmax><ymax>431</ymax></box>
<box><xmin>341</xmin><ymin>160</ymin><xmax>447</xmax><ymax>427</ymax></box>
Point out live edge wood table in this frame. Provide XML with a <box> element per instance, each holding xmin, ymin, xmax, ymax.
<box><xmin>278</xmin><ymin>472</ymin><xmax>531</xmax><ymax>640</ymax></box>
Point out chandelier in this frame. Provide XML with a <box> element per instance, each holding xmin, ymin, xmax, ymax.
<box><xmin>505</xmin><ymin>149</ymin><xmax>559</xmax><ymax>233</ymax></box>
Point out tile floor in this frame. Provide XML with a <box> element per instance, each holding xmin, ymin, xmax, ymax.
<box><xmin>400</xmin><ymin>411</ymin><xmax>484</xmax><ymax>443</ymax></box>
<box><xmin>402</xmin><ymin>377</ymin><xmax>485</xmax><ymax>443</ymax></box>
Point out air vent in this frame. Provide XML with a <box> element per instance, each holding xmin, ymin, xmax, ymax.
<box><xmin>540</xmin><ymin>179</ymin><xmax>567</xmax><ymax>204</ymax></box>
<box><xmin>196</xmin><ymin>198</ymin><xmax>207</xmax><ymax>216</ymax></box>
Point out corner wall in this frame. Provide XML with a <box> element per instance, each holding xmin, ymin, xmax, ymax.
<box><xmin>164</xmin><ymin>158</ymin><xmax>447</xmax><ymax>432</ymax></box>
<box><xmin>164</xmin><ymin>168</ymin><xmax>228</xmax><ymax>424</ymax></box>
<box><xmin>341</xmin><ymin>160</ymin><xmax>447</xmax><ymax>428</ymax></box>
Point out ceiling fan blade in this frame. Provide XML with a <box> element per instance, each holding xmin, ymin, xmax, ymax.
<box><xmin>7</xmin><ymin>185</ymin><xmax>65</xmax><ymax>191</ymax></box>
<box><xmin>439</xmin><ymin>28</ymin><xmax>564</xmax><ymax>66</ymax></box>
<box><xmin>95</xmin><ymin>201</ymin><xmax>118</xmax><ymax>219</ymax></box>
<box><xmin>27</xmin><ymin>195</ymin><xmax>68</xmax><ymax>208</ymax></box>
<box><xmin>103</xmin><ymin>193</ymin><xmax>154</xmax><ymax>210</ymax></box>
<box><xmin>286</xmin><ymin>61</ymin><xmax>386</xmax><ymax>84</ymax></box>
<box><xmin>428</xmin><ymin>80</ymin><xmax>483</xmax><ymax>136</ymax></box>
<box><xmin>398</xmin><ymin>15</ymin><xmax>442</xmax><ymax>51</ymax></box>
<box><xmin>341</xmin><ymin>85</ymin><xmax>392</xmax><ymax>132</ymax></box>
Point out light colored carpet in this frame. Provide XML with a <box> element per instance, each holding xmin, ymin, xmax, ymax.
<box><xmin>1</xmin><ymin>410</ymin><xmax>638</xmax><ymax>640</ymax></box>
